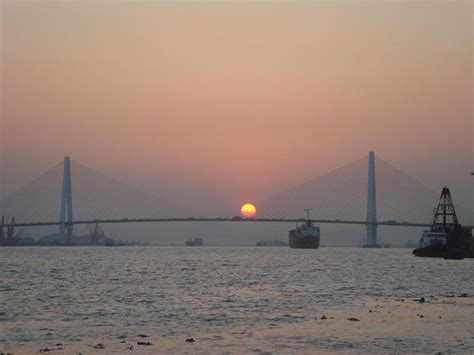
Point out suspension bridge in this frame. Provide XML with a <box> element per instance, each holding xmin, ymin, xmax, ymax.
<box><xmin>1</xmin><ymin>152</ymin><xmax>473</xmax><ymax>247</ymax></box>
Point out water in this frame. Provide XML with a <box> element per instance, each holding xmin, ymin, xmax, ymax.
<box><xmin>1</xmin><ymin>247</ymin><xmax>473</xmax><ymax>353</ymax></box>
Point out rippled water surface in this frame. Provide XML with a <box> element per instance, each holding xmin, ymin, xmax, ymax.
<box><xmin>1</xmin><ymin>247</ymin><xmax>473</xmax><ymax>353</ymax></box>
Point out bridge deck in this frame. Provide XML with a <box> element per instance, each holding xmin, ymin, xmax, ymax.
<box><xmin>3</xmin><ymin>217</ymin><xmax>439</xmax><ymax>228</ymax></box>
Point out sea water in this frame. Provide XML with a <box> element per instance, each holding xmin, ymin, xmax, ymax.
<box><xmin>1</xmin><ymin>247</ymin><xmax>473</xmax><ymax>353</ymax></box>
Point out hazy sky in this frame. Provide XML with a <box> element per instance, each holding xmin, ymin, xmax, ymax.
<box><xmin>1</xmin><ymin>0</ymin><xmax>472</xmax><ymax>216</ymax></box>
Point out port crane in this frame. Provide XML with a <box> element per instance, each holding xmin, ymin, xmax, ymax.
<box><xmin>86</xmin><ymin>223</ymin><xmax>106</xmax><ymax>244</ymax></box>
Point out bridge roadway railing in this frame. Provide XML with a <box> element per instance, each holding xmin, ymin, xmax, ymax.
<box><xmin>3</xmin><ymin>217</ymin><xmax>457</xmax><ymax>229</ymax></box>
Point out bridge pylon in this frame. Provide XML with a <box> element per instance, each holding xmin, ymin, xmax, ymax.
<box><xmin>59</xmin><ymin>156</ymin><xmax>73</xmax><ymax>241</ymax></box>
<box><xmin>364</xmin><ymin>151</ymin><xmax>379</xmax><ymax>247</ymax></box>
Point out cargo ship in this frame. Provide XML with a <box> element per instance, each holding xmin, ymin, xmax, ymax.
<box><xmin>289</xmin><ymin>209</ymin><xmax>320</xmax><ymax>249</ymax></box>
<box><xmin>185</xmin><ymin>236</ymin><xmax>204</xmax><ymax>246</ymax></box>
<box><xmin>413</xmin><ymin>187</ymin><xmax>473</xmax><ymax>259</ymax></box>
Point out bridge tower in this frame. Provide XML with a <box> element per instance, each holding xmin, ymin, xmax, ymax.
<box><xmin>365</xmin><ymin>151</ymin><xmax>379</xmax><ymax>247</ymax></box>
<box><xmin>59</xmin><ymin>156</ymin><xmax>73</xmax><ymax>240</ymax></box>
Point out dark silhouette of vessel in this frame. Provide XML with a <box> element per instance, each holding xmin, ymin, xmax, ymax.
<box><xmin>413</xmin><ymin>187</ymin><xmax>473</xmax><ymax>259</ymax></box>
<box><xmin>185</xmin><ymin>236</ymin><xmax>204</xmax><ymax>246</ymax></box>
<box><xmin>288</xmin><ymin>209</ymin><xmax>320</xmax><ymax>249</ymax></box>
<box><xmin>256</xmin><ymin>239</ymin><xmax>289</xmax><ymax>247</ymax></box>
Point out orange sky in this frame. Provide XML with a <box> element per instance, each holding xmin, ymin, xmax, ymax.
<box><xmin>1</xmin><ymin>0</ymin><xmax>472</xmax><ymax>213</ymax></box>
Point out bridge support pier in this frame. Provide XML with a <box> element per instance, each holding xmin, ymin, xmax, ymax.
<box><xmin>59</xmin><ymin>156</ymin><xmax>73</xmax><ymax>241</ymax></box>
<box><xmin>364</xmin><ymin>151</ymin><xmax>379</xmax><ymax>247</ymax></box>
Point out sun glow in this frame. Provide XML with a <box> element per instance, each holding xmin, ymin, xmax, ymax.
<box><xmin>240</xmin><ymin>203</ymin><xmax>256</xmax><ymax>217</ymax></box>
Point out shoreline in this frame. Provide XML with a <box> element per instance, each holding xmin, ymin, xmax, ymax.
<box><xmin>3</xmin><ymin>295</ymin><xmax>473</xmax><ymax>354</ymax></box>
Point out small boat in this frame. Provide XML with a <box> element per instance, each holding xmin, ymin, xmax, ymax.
<box><xmin>185</xmin><ymin>237</ymin><xmax>204</xmax><ymax>246</ymax></box>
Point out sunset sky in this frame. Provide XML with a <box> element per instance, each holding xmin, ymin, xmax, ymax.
<box><xmin>1</xmin><ymin>0</ymin><xmax>472</xmax><ymax>216</ymax></box>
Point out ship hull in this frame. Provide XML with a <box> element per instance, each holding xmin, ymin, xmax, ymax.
<box><xmin>413</xmin><ymin>246</ymin><xmax>474</xmax><ymax>259</ymax></box>
<box><xmin>185</xmin><ymin>238</ymin><xmax>203</xmax><ymax>246</ymax></box>
<box><xmin>185</xmin><ymin>241</ymin><xmax>203</xmax><ymax>246</ymax></box>
<box><xmin>413</xmin><ymin>245</ymin><xmax>446</xmax><ymax>258</ymax></box>
<box><xmin>289</xmin><ymin>235</ymin><xmax>320</xmax><ymax>249</ymax></box>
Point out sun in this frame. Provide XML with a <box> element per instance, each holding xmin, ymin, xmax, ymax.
<box><xmin>240</xmin><ymin>203</ymin><xmax>256</xmax><ymax>217</ymax></box>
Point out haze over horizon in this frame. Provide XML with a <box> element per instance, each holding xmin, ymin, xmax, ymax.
<box><xmin>0</xmin><ymin>1</ymin><xmax>472</xmax><ymax>244</ymax></box>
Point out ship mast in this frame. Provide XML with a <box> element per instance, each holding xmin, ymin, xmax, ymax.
<box><xmin>305</xmin><ymin>208</ymin><xmax>312</xmax><ymax>221</ymax></box>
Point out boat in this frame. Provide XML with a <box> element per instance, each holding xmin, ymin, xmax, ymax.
<box><xmin>289</xmin><ymin>209</ymin><xmax>320</xmax><ymax>249</ymax></box>
<box><xmin>413</xmin><ymin>186</ymin><xmax>473</xmax><ymax>258</ymax></box>
<box><xmin>185</xmin><ymin>237</ymin><xmax>204</xmax><ymax>246</ymax></box>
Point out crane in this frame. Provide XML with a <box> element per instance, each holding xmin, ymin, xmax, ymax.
<box><xmin>86</xmin><ymin>223</ymin><xmax>105</xmax><ymax>244</ymax></box>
